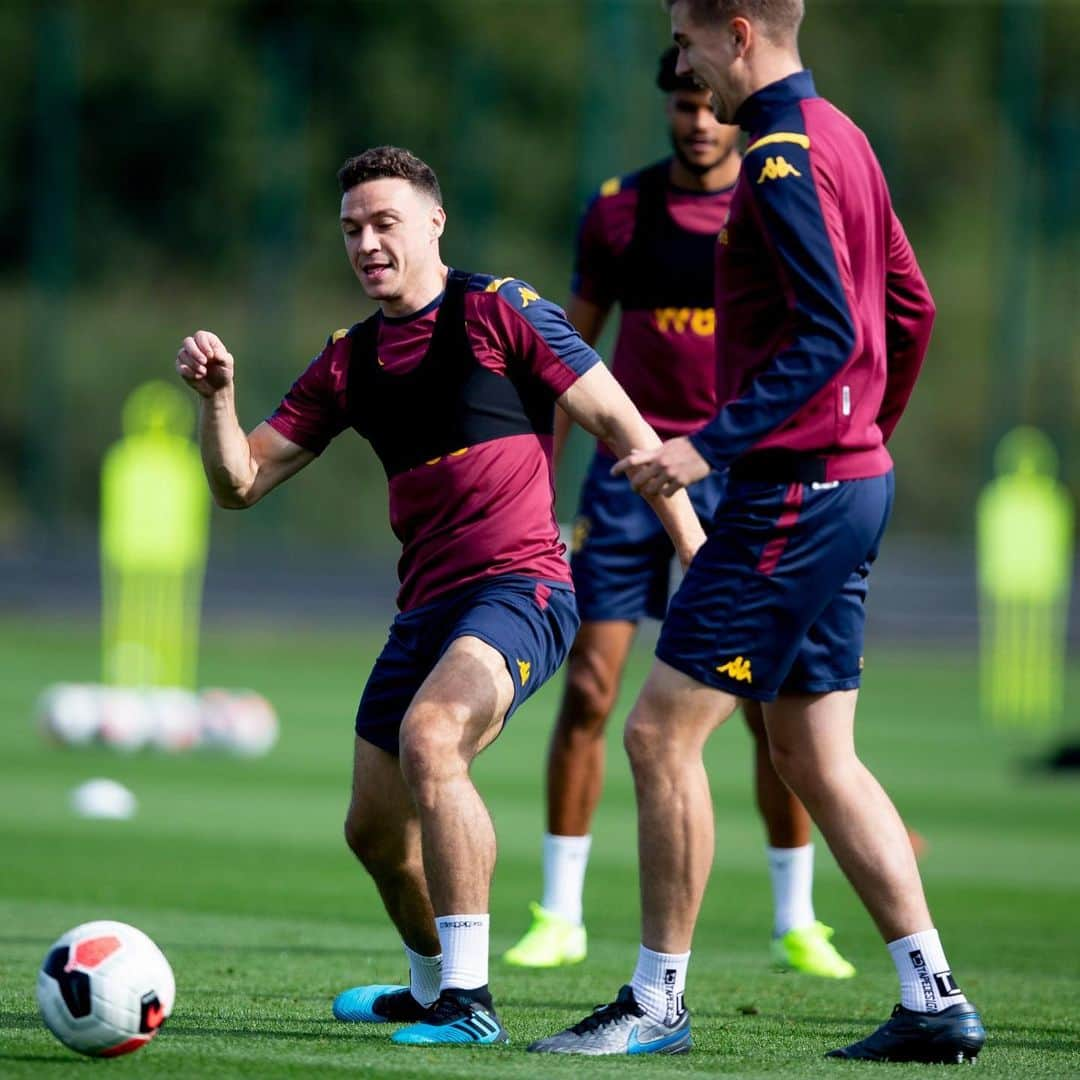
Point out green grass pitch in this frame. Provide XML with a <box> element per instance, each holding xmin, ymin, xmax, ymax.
<box><xmin>1</xmin><ymin>616</ymin><xmax>1078</xmax><ymax>1077</ymax></box>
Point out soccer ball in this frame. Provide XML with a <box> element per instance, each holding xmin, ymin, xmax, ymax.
<box><xmin>37</xmin><ymin>684</ymin><xmax>101</xmax><ymax>746</ymax></box>
<box><xmin>36</xmin><ymin>920</ymin><xmax>174</xmax><ymax>1057</ymax></box>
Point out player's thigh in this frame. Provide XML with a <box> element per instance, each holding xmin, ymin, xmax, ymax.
<box><xmin>626</xmin><ymin>657</ymin><xmax>739</xmax><ymax>759</ymax></box>
<box><xmin>741</xmin><ymin>697</ymin><xmax>767</xmax><ymax>743</ymax></box>
<box><xmin>400</xmin><ymin>635</ymin><xmax>516</xmax><ymax>765</ymax></box>
<box><xmin>762</xmin><ymin>689</ymin><xmax>860</xmax><ymax>777</ymax></box>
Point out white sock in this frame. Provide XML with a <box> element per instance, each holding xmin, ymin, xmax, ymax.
<box><xmin>888</xmin><ymin>929</ymin><xmax>968</xmax><ymax>1013</ymax></box>
<box><xmin>403</xmin><ymin>943</ymin><xmax>441</xmax><ymax>1006</ymax></box>
<box><xmin>436</xmin><ymin>914</ymin><xmax>489</xmax><ymax>992</ymax></box>
<box><xmin>541</xmin><ymin>833</ymin><xmax>591</xmax><ymax>926</ymax></box>
<box><xmin>630</xmin><ymin>944</ymin><xmax>690</xmax><ymax>1025</ymax></box>
<box><xmin>767</xmin><ymin>843</ymin><xmax>816</xmax><ymax>936</ymax></box>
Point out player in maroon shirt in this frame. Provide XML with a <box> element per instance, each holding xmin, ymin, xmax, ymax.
<box><xmin>175</xmin><ymin>146</ymin><xmax>704</xmax><ymax>1048</ymax></box>
<box><xmin>505</xmin><ymin>47</ymin><xmax>856</xmax><ymax>982</ymax></box>
<box><xmin>532</xmin><ymin>1</ymin><xmax>984</xmax><ymax>1062</ymax></box>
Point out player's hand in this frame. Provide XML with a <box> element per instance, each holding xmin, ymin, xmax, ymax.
<box><xmin>612</xmin><ymin>437</ymin><xmax>711</xmax><ymax>498</ymax></box>
<box><xmin>176</xmin><ymin>331</ymin><xmax>234</xmax><ymax>398</ymax></box>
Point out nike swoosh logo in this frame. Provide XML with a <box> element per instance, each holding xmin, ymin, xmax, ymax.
<box><xmin>627</xmin><ymin>1023</ymin><xmax>687</xmax><ymax>1054</ymax></box>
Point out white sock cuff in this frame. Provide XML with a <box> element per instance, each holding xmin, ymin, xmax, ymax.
<box><xmin>436</xmin><ymin>914</ymin><xmax>490</xmax><ymax>992</ymax></box>
<box><xmin>887</xmin><ymin>928</ymin><xmax>967</xmax><ymax>1013</ymax></box>
<box><xmin>402</xmin><ymin>942</ymin><xmax>442</xmax><ymax>1007</ymax></box>
<box><xmin>541</xmin><ymin>833</ymin><xmax>592</xmax><ymax>925</ymax></box>
<box><xmin>767</xmin><ymin>842</ymin><xmax>813</xmax><ymax>862</ymax></box>
<box><xmin>544</xmin><ymin>832</ymin><xmax>592</xmax><ymax>856</ymax></box>
<box><xmin>631</xmin><ymin>944</ymin><xmax>691</xmax><ymax>1025</ymax></box>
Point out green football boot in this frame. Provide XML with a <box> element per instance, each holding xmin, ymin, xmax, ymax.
<box><xmin>772</xmin><ymin>921</ymin><xmax>856</xmax><ymax>979</ymax></box>
<box><xmin>503</xmin><ymin>902</ymin><xmax>587</xmax><ymax>968</ymax></box>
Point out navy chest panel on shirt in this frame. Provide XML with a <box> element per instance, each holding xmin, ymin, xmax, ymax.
<box><xmin>345</xmin><ymin>270</ymin><xmax>554</xmax><ymax>479</ymax></box>
<box><xmin>618</xmin><ymin>162</ymin><xmax>718</xmax><ymax>311</ymax></box>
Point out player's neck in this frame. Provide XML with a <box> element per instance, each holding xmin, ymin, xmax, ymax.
<box><xmin>380</xmin><ymin>263</ymin><xmax>449</xmax><ymax>320</ymax></box>
<box><xmin>668</xmin><ymin>149</ymin><xmax>741</xmax><ymax>193</ymax></box>
<box><xmin>741</xmin><ymin>51</ymin><xmax>803</xmax><ymax>106</ymax></box>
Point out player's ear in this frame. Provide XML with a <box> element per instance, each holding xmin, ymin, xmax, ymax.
<box><xmin>431</xmin><ymin>204</ymin><xmax>446</xmax><ymax>240</ymax></box>
<box><xmin>731</xmin><ymin>16</ymin><xmax>752</xmax><ymax>57</ymax></box>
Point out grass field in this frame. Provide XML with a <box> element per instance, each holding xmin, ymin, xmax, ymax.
<box><xmin>1</xmin><ymin>615</ymin><xmax>1078</xmax><ymax>1077</ymax></box>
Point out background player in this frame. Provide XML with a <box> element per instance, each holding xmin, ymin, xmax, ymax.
<box><xmin>504</xmin><ymin>47</ymin><xmax>854</xmax><ymax>980</ymax></box>
<box><xmin>175</xmin><ymin>146</ymin><xmax>704</xmax><ymax>1048</ymax></box>
<box><xmin>531</xmin><ymin>0</ymin><xmax>985</xmax><ymax>1062</ymax></box>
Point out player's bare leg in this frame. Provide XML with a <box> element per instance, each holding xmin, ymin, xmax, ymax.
<box><xmin>547</xmin><ymin>620</ymin><xmax>637</xmax><ymax>835</ymax></box>
<box><xmin>744</xmin><ymin>700</ymin><xmax>809</xmax><ymax>847</ymax></box>
<box><xmin>762</xmin><ymin>690</ymin><xmax>931</xmax><ymax>940</ymax></box>
<box><xmin>397</xmin><ymin>635</ymin><xmax>512</xmax><ymax>917</ymax></box>
<box><xmin>744</xmin><ymin>700</ymin><xmax>855</xmax><ymax>977</ymax></box>
<box><xmin>336</xmin><ymin>737</ymin><xmax>443</xmax><ymax>1022</ymax></box>
<box><xmin>615</xmin><ymin>660</ymin><xmax>736</xmax><ymax>1032</ymax></box>
<box><xmin>373</xmin><ymin>635</ymin><xmax>514</xmax><ymax>1045</ymax></box>
<box><xmin>505</xmin><ymin>621</ymin><xmax>635</xmax><ymax>967</ymax></box>
<box><xmin>764</xmin><ymin>691</ymin><xmax>983</xmax><ymax>1062</ymax></box>
<box><xmin>345</xmin><ymin>737</ymin><xmax>438</xmax><ymax>955</ymax></box>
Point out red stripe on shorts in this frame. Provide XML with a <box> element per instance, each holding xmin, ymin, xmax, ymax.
<box><xmin>756</xmin><ymin>483</ymin><xmax>804</xmax><ymax>576</ymax></box>
<box><xmin>533</xmin><ymin>582</ymin><xmax>551</xmax><ymax>610</ymax></box>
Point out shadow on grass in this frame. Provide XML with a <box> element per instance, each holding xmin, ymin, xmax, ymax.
<box><xmin>0</xmin><ymin>1052</ymin><xmax>87</xmax><ymax>1066</ymax></box>
<box><xmin>168</xmin><ymin>1021</ymin><xmax>386</xmax><ymax>1044</ymax></box>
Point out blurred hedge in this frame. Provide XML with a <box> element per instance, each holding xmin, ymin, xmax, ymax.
<box><xmin>1</xmin><ymin>0</ymin><xmax>1077</xmax><ymax>554</ymax></box>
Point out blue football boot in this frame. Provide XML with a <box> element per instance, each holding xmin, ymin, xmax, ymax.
<box><xmin>391</xmin><ymin>986</ymin><xmax>508</xmax><ymax>1046</ymax></box>
<box><xmin>332</xmin><ymin>984</ymin><xmax>428</xmax><ymax>1023</ymax></box>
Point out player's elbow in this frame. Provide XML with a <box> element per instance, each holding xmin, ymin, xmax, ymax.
<box><xmin>210</xmin><ymin>479</ymin><xmax>260</xmax><ymax>510</ymax></box>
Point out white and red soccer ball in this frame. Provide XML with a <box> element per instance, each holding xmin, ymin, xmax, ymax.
<box><xmin>36</xmin><ymin>920</ymin><xmax>174</xmax><ymax>1057</ymax></box>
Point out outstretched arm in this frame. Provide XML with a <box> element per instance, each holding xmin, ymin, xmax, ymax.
<box><xmin>176</xmin><ymin>330</ymin><xmax>315</xmax><ymax>508</ymax></box>
<box><xmin>558</xmin><ymin>364</ymin><xmax>705</xmax><ymax>568</ymax></box>
<box><xmin>552</xmin><ymin>295</ymin><xmax>612</xmax><ymax>472</ymax></box>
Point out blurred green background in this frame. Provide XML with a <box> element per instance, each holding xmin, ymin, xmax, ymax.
<box><xmin>1</xmin><ymin>0</ymin><xmax>1078</xmax><ymax>559</ymax></box>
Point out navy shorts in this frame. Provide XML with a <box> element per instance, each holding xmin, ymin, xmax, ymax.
<box><xmin>355</xmin><ymin>574</ymin><xmax>579</xmax><ymax>754</ymax></box>
<box><xmin>656</xmin><ymin>471</ymin><xmax>894</xmax><ymax>701</ymax></box>
<box><xmin>570</xmin><ymin>451</ymin><xmax>727</xmax><ymax>622</ymax></box>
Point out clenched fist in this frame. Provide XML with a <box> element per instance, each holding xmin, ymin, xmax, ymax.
<box><xmin>176</xmin><ymin>331</ymin><xmax>234</xmax><ymax>397</ymax></box>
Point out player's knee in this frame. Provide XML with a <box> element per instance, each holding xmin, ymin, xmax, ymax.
<box><xmin>343</xmin><ymin>807</ymin><xmax>386</xmax><ymax>869</ymax></box>
<box><xmin>560</xmin><ymin>653</ymin><xmax>618</xmax><ymax>733</ymax></box>
<box><xmin>622</xmin><ymin>708</ymin><xmax>667</xmax><ymax>771</ymax></box>
<box><xmin>398</xmin><ymin>708</ymin><xmax>466</xmax><ymax>798</ymax></box>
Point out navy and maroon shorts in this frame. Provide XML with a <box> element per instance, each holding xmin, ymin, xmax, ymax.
<box><xmin>355</xmin><ymin>574</ymin><xmax>579</xmax><ymax>754</ymax></box>
<box><xmin>570</xmin><ymin>450</ymin><xmax>728</xmax><ymax>622</ymax></box>
<box><xmin>656</xmin><ymin>470</ymin><xmax>894</xmax><ymax>701</ymax></box>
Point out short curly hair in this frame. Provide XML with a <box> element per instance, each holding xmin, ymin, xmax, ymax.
<box><xmin>337</xmin><ymin>146</ymin><xmax>443</xmax><ymax>205</ymax></box>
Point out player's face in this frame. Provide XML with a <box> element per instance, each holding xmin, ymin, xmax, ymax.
<box><xmin>340</xmin><ymin>178</ymin><xmax>446</xmax><ymax>305</ymax></box>
<box><xmin>666</xmin><ymin>89</ymin><xmax>739</xmax><ymax>175</ymax></box>
<box><xmin>669</xmin><ymin>0</ymin><xmax>747</xmax><ymax>125</ymax></box>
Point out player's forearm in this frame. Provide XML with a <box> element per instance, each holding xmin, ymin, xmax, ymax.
<box><xmin>198</xmin><ymin>392</ymin><xmax>259</xmax><ymax>508</ymax></box>
<box><xmin>597</xmin><ymin>411</ymin><xmax>705</xmax><ymax>566</ymax></box>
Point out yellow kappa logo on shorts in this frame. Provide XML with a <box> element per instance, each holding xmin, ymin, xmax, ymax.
<box><xmin>570</xmin><ymin>516</ymin><xmax>591</xmax><ymax>554</ymax></box>
<box><xmin>716</xmin><ymin>656</ymin><xmax>753</xmax><ymax>683</ymax></box>
<box><xmin>517</xmin><ymin>659</ymin><xmax>531</xmax><ymax>686</ymax></box>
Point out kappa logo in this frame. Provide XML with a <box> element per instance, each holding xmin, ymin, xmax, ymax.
<box><xmin>484</xmin><ymin>276</ymin><xmax>513</xmax><ymax>293</ymax></box>
<box><xmin>517</xmin><ymin>659</ymin><xmax>532</xmax><ymax>686</ymax></box>
<box><xmin>517</xmin><ymin>285</ymin><xmax>541</xmax><ymax>308</ymax></box>
<box><xmin>757</xmin><ymin>155</ymin><xmax>802</xmax><ymax>183</ymax></box>
<box><xmin>716</xmin><ymin>656</ymin><xmax>752</xmax><ymax>683</ymax></box>
<box><xmin>570</xmin><ymin>515</ymin><xmax>591</xmax><ymax>554</ymax></box>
